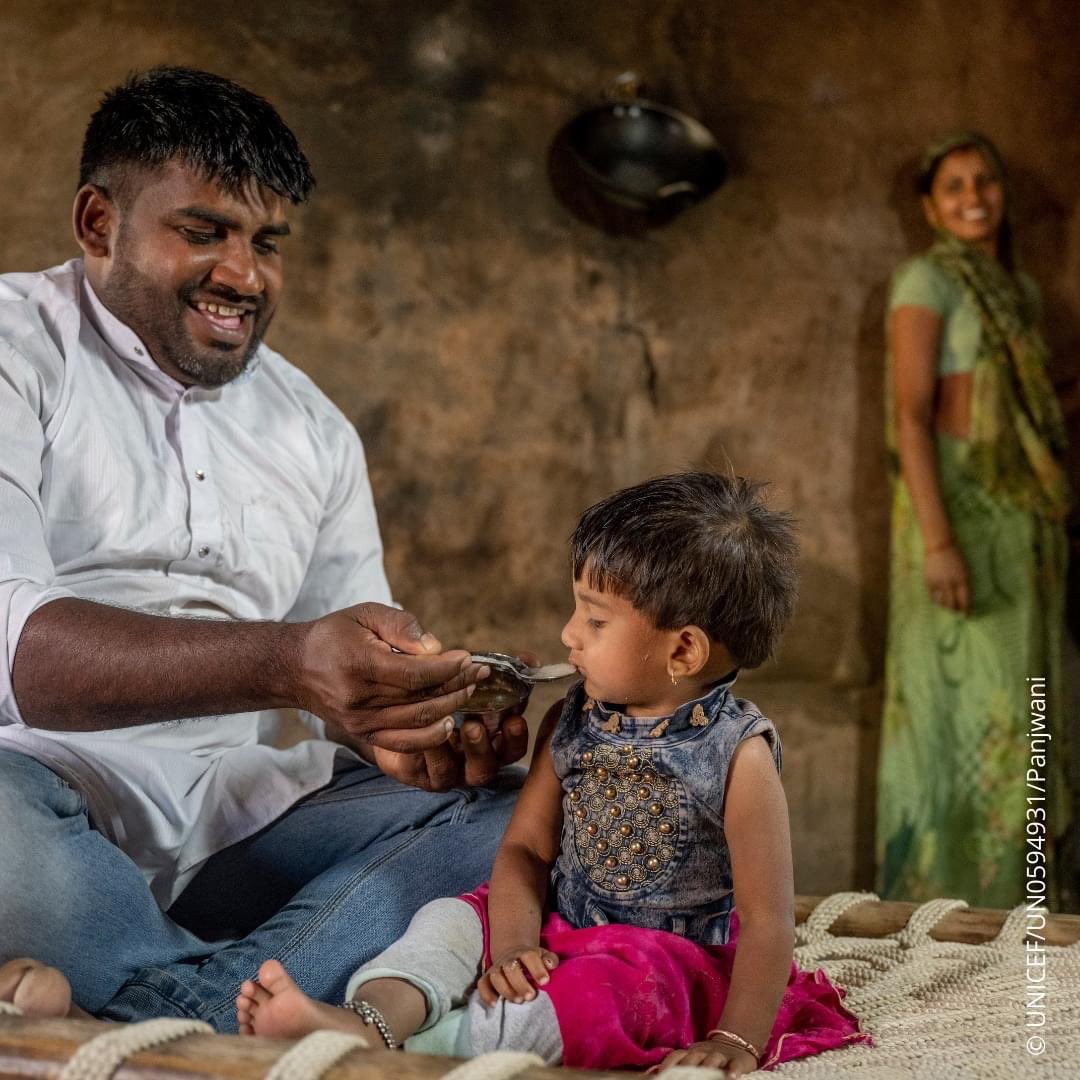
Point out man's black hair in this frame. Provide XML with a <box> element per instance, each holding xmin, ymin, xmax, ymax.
<box><xmin>79</xmin><ymin>66</ymin><xmax>314</xmax><ymax>204</ymax></box>
<box><xmin>570</xmin><ymin>472</ymin><xmax>798</xmax><ymax>669</ymax></box>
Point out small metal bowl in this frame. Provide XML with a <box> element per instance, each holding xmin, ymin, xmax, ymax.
<box><xmin>454</xmin><ymin>663</ymin><xmax>531</xmax><ymax>734</ymax></box>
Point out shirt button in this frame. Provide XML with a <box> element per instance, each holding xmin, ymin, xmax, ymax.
<box><xmin>194</xmin><ymin>469</ymin><xmax>206</xmax><ymax>481</ymax></box>
<box><xmin>198</xmin><ymin>545</ymin><xmax>210</xmax><ymax>558</ymax></box>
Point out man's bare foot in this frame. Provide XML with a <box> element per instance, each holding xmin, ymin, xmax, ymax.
<box><xmin>236</xmin><ymin>959</ymin><xmax>374</xmax><ymax>1042</ymax></box>
<box><xmin>0</xmin><ymin>959</ymin><xmax>73</xmax><ymax>1018</ymax></box>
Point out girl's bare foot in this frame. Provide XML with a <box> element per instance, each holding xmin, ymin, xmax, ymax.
<box><xmin>0</xmin><ymin>959</ymin><xmax>73</xmax><ymax>1018</ymax></box>
<box><xmin>236</xmin><ymin>959</ymin><xmax>373</xmax><ymax>1042</ymax></box>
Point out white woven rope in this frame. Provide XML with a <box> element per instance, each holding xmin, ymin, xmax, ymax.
<box><xmin>894</xmin><ymin>897</ymin><xmax>968</xmax><ymax>948</ymax></box>
<box><xmin>795</xmin><ymin>892</ymin><xmax>879</xmax><ymax>945</ymax></box>
<box><xmin>441</xmin><ymin>1050</ymin><xmax>544</xmax><ymax>1080</ymax></box>
<box><xmin>264</xmin><ymin>1028</ymin><xmax>372</xmax><ymax>1080</ymax></box>
<box><xmin>994</xmin><ymin>903</ymin><xmax>1033</xmax><ymax>948</ymax></box>
<box><xmin>771</xmin><ymin>898</ymin><xmax>1080</xmax><ymax>1079</ymax></box>
<box><xmin>57</xmin><ymin>1017</ymin><xmax>212</xmax><ymax>1080</ymax></box>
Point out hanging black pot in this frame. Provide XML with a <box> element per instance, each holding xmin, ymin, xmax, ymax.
<box><xmin>550</xmin><ymin>74</ymin><xmax>726</xmax><ymax>229</ymax></box>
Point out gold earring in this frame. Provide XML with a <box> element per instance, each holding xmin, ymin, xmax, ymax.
<box><xmin>669</xmin><ymin>669</ymin><xmax>678</xmax><ymax>686</ymax></box>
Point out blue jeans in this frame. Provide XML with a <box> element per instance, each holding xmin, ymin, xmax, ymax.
<box><xmin>0</xmin><ymin>747</ymin><xmax>520</xmax><ymax>1031</ymax></box>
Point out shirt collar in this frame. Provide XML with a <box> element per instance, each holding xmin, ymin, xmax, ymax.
<box><xmin>81</xmin><ymin>274</ymin><xmax>182</xmax><ymax>391</ymax></box>
<box><xmin>80</xmin><ymin>271</ymin><xmax>263</xmax><ymax>393</ymax></box>
<box><xmin>587</xmin><ymin>669</ymin><xmax>740</xmax><ymax>738</ymax></box>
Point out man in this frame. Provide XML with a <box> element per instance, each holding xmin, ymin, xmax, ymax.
<box><xmin>0</xmin><ymin>67</ymin><xmax>525</xmax><ymax>1031</ymax></box>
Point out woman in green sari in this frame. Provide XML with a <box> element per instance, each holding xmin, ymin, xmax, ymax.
<box><xmin>876</xmin><ymin>133</ymin><xmax>1072</xmax><ymax>908</ymax></box>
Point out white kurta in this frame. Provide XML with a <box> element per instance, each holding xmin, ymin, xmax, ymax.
<box><xmin>0</xmin><ymin>259</ymin><xmax>393</xmax><ymax>906</ymax></box>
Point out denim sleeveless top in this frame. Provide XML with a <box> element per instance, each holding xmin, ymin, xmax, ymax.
<box><xmin>548</xmin><ymin>675</ymin><xmax>781</xmax><ymax>945</ymax></box>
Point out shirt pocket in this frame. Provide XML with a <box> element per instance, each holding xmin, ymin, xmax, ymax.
<box><xmin>240</xmin><ymin>499</ymin><xmax>314</xmax><ymax>554</ymax></box>
<box><xmin>230</xmin><ymin>498</ymin><xmax>318</xmax><ymax>611</ymax></box>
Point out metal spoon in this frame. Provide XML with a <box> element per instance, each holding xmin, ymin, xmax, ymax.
<box><xmin>469</xmin><ymin>652</ymin><xmax>577</xmax><ymax>683</ymax></box>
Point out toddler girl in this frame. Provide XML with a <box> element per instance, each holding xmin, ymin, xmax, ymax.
<box><xmin>238</xmin><ymin>473</ymin><xmax>866</xmax><ymax>1076</ymax></box>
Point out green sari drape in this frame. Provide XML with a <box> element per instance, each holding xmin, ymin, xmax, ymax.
<box><xmin>877</xmin><ymin>235</ymin><xmax>1071</xmax><ymax>908</ymax></box>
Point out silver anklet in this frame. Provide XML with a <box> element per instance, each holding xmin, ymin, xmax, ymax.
<box><xmin>339</xmin><ymin>998</ymin><xmax>397</xmax><ymax>1050</ymax></box>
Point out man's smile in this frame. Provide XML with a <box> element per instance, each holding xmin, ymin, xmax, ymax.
<box><xmin>187</xmin><ymin>296</ymin><xmax>257</xmax><ymax>346</ymax></box>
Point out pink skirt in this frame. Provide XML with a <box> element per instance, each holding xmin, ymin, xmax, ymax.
<box><xmin>461</xmin><ymin>886</ymin><xmax>870</xmax><ymax>1071</ymax></box>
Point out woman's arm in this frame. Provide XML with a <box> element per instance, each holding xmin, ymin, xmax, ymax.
<box><xmin>477</xmin><ymin>699</ymin><xmax>566</xmax><ymax>1004</ymax></box>
<box><xmin>893</xmin><ymin>304</ymin><xmax>971</xmax><ymax>613</ymax></box>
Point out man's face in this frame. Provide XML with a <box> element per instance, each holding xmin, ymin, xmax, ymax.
<box><xmin>96</xmin><ymin>161</ymin><xmax>290</xmax><ymax>387</ymax></box>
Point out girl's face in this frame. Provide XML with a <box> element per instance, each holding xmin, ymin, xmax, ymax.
<box><xmin>560</xmin><ymin>578</ymin><xmax>674</xmax><ymax>715</ymax></box>
<box><xmin>921</xmin><ymin>146</ymin><xmax>1005</xmax><ymax>252</ymax></box>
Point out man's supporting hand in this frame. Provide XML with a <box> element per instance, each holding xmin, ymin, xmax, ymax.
<box><xmin>364</xmin><ymin>713</ymin><xmax>529</xmax><ymax>791</ymax></box>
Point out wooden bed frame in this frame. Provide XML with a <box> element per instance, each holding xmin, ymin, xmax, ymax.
<box><xmin>2</xmin><ymin>895</ymin><xmax>1077</xmax><ymax>1080</ymax></box>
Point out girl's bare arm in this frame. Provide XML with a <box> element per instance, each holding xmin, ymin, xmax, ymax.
<box><xmin>712</xmin><ymin>734</ymin><xmax>795</xmax><ymax>1057</ymax></box>
<box><xmin>478</xmin><ymin>699</ymin><xmax>566</xmax><ymax>1003</ymax></box>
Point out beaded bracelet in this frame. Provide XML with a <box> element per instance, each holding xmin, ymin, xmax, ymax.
<box><xmin>339</xmin><ymin>998</ymin><xmax>397</xmax><ymax>1050</ymax></box>
<box><xmin>705</xmin><ymin>1027</ymin><xmax>761</xmax><ymax>1066</ymax></box>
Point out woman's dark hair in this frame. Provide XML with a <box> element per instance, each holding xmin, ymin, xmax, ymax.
<box><xmin>79</xmin><ymin>67</ymin><xmax>314</xmax><ymax>205</ymax></box>
<box><xmin>570</xmin><ymin>472</ymin><xmax>798</xmax><ymax>669</ymax></box>
<box><xmin>917</xmin><ymin>131</ymin><xmax>1014</xmax><ymax>270</ymax></box>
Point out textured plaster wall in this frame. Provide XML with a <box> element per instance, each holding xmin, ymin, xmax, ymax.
<box><xmin>3</xmin><ymin>0</ymin><xmax>1078</xmax><ymax>892</ymax></box>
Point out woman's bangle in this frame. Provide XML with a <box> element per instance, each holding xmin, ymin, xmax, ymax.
<box><xmin>705</xmin><ymin>1028</ymin><xmax>761</xmax><ymax>1065</ymax></box>
<box><xmin>923</xmin><ymin>538</ymin><xmax>955</xmax><ymax>556</ymax></box>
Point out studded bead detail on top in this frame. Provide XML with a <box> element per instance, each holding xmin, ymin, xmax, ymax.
<box><xmin>570</xmin><ymin>742</ymin><xmax>679</xmax><ymax>891</ymax></box>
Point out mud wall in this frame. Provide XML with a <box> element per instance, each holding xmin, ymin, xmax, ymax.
<box><xmin>3</xmin><ymin>0</ymin><xmax>1078</xmax><ymax>891</ymax></box>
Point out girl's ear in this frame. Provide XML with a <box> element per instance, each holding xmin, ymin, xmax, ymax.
<box><xmin>667</xmin><ymin>626</ymin><xmax>711</xmax><ymax>680</ymax></box>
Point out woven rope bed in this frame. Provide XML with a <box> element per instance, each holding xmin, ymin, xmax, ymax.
<box><xmin>1</xmin><ymin>893</ymin><xmax>1077</xmax><ymax>1080</ymax></box>
<box><xmin>776</xmin><ymin>892</ymin><xmax>1080</xmax><ymax>1078</ymax></box>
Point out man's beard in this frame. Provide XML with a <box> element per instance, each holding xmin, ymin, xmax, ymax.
<box><xmin>105</xmin><ymin>250</ymin><xmax>270</xmax><ymax>388</ymax></box>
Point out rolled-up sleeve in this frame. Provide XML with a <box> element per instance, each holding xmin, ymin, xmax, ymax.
<box><xmin>0</xmin><ymin>340</ymin><xmax>75</xmax><ymax>725</ymax></box>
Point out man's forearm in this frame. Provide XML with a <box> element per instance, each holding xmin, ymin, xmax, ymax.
<box><xmin>12</xmin><ymin>598</ymin><xmax>301</xmax><ymax>731</ymax></box>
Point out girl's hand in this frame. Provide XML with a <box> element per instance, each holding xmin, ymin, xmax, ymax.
<box><xmin>653</xmin><ymin>1040</ymin><xmax>758</xmax><ymax>1077</ymax></box>
<box><xmin>477</xmin><ymin>946</ymin><xmax>558</xmax><ymax>1006</ymax></box>
<box><xmin>923</xmin><ymin>542</ymin><xmax>971</xmax><ymax>613</ymax></box>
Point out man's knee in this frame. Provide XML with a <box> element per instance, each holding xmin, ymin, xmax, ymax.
<box><xmin>0</xmin><ymin>752</ymin><xmax>92</xmax><ymax>958</ymax></box>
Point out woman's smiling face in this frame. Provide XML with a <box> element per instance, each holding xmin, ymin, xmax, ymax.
<box><xmin>922</xmin><ymin>146</ymin><xmax>1005</xmax><ymax>252</ymax></box>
